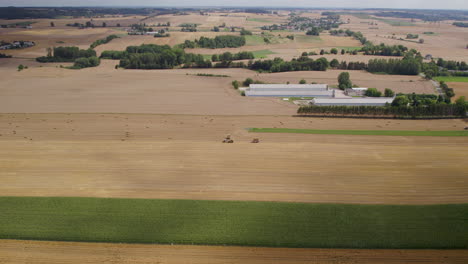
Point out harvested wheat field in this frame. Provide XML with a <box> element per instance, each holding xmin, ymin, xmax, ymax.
<box><xmin>448</xmin><ymin>82</ymin><xmax>468</xmax><ymax>100</ymax></box>
<box><xmin>0</xmin><ymin>113</ymin><xmax>466</xmax><ymax>204</ymax></box>
<box><xmin>341</xmin><ymin>14</ymin><xmax>468</xmax><ymax>61</ymax></box>
<box><xmin>2</xmin><ymin>240</ymin><xmax>466</xmax><ymax>264</ymax></box>
<box><xmin>0</xmin><ymin>61</ymin><xmax>435</xmax><ymax>115</ymax></box>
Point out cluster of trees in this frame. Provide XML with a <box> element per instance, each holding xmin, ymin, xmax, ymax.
<box><xmin>179</xmin><ymin>36</ymin><xmax>246</xmax><ymax>49</ymax></box>
<box><xmin>0</xmin><ymin>53</ymin><xmax>12</xmax><ymax>58</ymax></box>
<box><xmin>240</xmin><ymin>29</ymin><xmax>253</xmax><ymax>35</ymax></box>
<box><xmin>297</xmin><ymin>104</ymin><xmax>467</xmax><ymax>118</ymax></box>
<box><xmin>100</xmin><ymin>50</ymin><xmax>128</xmax><ymax>60</ymax></box>
<box><xmin>453</xmin><ymin>22</ymin><xmax>468</xmax><ymax>28</ymax></box>
<box><xmin>249</xmin><ymin>56</ymin><xmax>329</xmax><ymax>72</ymax></box>
<box><xmin>363</xmin><ymin>88</ymin><xmax>394</xmax><ymax>97</ymax></box>
<box><xmin>67</xmin><ymin>21</ymin><xmax>110</xmax><ymax>28</ymax></box>
<box><xmin>180</xmin><ymin>23</ymin><xmax>197</xmax><ymax>32</ymax></box>
<box><xmin>367</xmin><ymin>54</ymin><xmax>422</xmax><ymax>75</ymax></box>
<box><xmin>392</xmin><ymin>93</ymin><xmax>448</xmax><ymax>107</ymax></box>
<box><xmin>129</xmin><ymin>23</ymin><xmax>155</xmax><ymax>33</ymax></box>
<box><xmin>333</xmin><ymin>61</ymin><xmax>367</xmax><ymax>70</ymax></box>
<box><xmin>436</xmin><ymin>58</ymin><xmax>468</xmax><ymax>71</ymax></box>
<box><xmin>154</xmin><ymin>32</ymin><xmax>170</xmax><ymax>38</ymax></box>
<box><xmin>156</xmin><ymin>22</ymin><xmax>170</xmax><ymax>27</ymax></box>
<box><xmin>117</xmin><ymin>44</ymin><xmax>212</xmax><ymax>69</ymax></box>
<box><xmin>406</xmin><ymin>34</ymin><xmax>419</xmax><ymax>39</ymax></box>
<box><xmin>339</xmin><ymin>30</ymin><xmax>369</xmax><ymax>45</ymax></box>
<box><xmin>72</xmin><ymin>56</ymin><xmax>100</xmax><ymax>69</ymax></box>
<box><xmin>90</xmin><ymin>35</ymin><xmax>120</xmax><ymax>49</ymax></box>
<box><xmin>211</xmin><ymin>51</ymin><xmax>254</xmax><ymax>62</ymax></box>
<box><xmin>36</xmin><ymin>46</ymin><xmax>96</xmax><ymax>62</ymax></box>
<box><xmin>439</xmin><ymin>81</ymin><xmax>455</xmax><ymax>100</ymax></box>
<box><xmin>306</xmin><ymin>27</ymin><xmax>321</xmax><ymax>36</ymax></box>
<box><xmin>361</xmin><ymin>43</ymin><xmax>409</xmax><ymax>56</ymax></box>
<box><xmin>338</xmin><ymin>72</ymin><xmax>352</xmax><ymax>90</ymax></box>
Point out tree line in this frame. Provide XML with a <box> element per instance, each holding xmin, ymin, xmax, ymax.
<box><xmin>297</xmin><ymin>104</ymin><xmax>466</xmax><ymax>118</ymax></box>
<box><xmin>36</xmin><ymin>46</ymin><xmax>96</xmax><ymax>62</ymax></box>
<box><xmin>90</xmin><ymin>35</ymin><xmax>120</xmax><ymax>49</ymax></box>
<box><xmin>115</xmin><ymin>44</ymin><xmax>212</xmax><ymax>69</ymax></box>
<box><xmin>211</xmin><ymin>51</ymin><xmax>254</xmax><ymax>62</ymax></box>
<box><xmin>179</xmin><ymin>36</ymin><xmax>246</xmax><ymax>49</ymax></box>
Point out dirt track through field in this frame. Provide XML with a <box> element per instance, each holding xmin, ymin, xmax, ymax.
<box><xmin>1</xmin><ymin>114</ymin><xmax>466</xmax><ymax>204</ymax></box>
<box><xmin>0</xmin><ymin>240</ymin><xmax>467</xmax><ymax>264</ymax></box>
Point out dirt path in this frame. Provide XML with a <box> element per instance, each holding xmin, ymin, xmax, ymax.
<box><xmin>1</xmin><ymin>240</ymin><xmax>467</xmax><ymax>264</ymax></box>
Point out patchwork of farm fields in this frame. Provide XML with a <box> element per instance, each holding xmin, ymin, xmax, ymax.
<box><xmin>1</xmin><ymin>8</ymin><xmax>468</xmax><ymax>263</ymax></box>
<box><xmin>1</xmin><ymin>197</ymin><xmax>467</xmax><ymax>248</ymax></box>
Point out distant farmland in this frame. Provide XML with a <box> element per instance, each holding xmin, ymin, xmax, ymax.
<box><xmin>1</xmin><ymin>197</ymin><xmax>467</xmax><ymax>249</ymax></box>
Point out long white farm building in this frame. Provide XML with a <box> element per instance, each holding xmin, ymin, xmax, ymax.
<box><xmin>245</xmin><ymin>84</ymin><xmax>334</xmax><ymax>97</ymax></box>
<box><xmin>311</xmin><ymin>97</ymin><xmax>394</xmax><ymax>106</ymax></box>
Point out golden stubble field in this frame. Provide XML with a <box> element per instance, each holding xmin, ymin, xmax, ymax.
<box><xmin>0</xmin><ymin>60</ymin><xmax>436</xmax><ymax>115</ymax></box>
<box><xmin>1</xmin><ymin>113</ymin><xmax>467</xmax><ymax>204</ymax></box>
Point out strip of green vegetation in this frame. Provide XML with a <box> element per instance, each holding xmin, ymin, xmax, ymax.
<box><xmin>247</xmin><ymin>17</ymin><xmax>274</xmax><ymax>23</ymax></box>
<box><xmin>295</xmin><ymin>35</ymin><xmax>322</xmax><ymax>43</ymax></box>
<box><xmin>249</xmin><ymin>128</ymin><xmax>468</xmax><ymax>137</ymax></box>
<box><xmin>434</xmin><ymin>76</ymin><xmax>468</xmax><ymax>83</ymax></box>
<box><xmin>245</xmin><ymin>35</ymin><xmax>266</xmax><ymax>45</ymax></box>
<box><xmin>1</xmin><ymin>197</ymin><xmax>467</xmax><ymax>249</ymax></box>
<box><xmin>252</xmin><ymin>49</ymin><xmax>276</xmax><ymax>58</ymax></box>
<box><xmin>374</xmin><ymin>18</ymin><xmax>416</xmax><ymax>26</ymax></box>
<box><xmin>335</xmin><ymin>46</ymin><xmax>362</xmax><ymax>52</ymax></box>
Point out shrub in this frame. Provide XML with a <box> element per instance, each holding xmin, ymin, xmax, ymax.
<box><xmin>365</xmin><ymin>88</ymin><xmax>382</xmax><ymax>97</ymax></box>
<box><xmin>384</xmin><ymin>88</ymin><xmax>395</xmax><ymax>97</ymax></box>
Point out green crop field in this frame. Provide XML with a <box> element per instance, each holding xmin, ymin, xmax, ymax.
<box><xmin>0</xmin><ymin>197</ymin><xmax>467</xmax><ymax>249</ymax></box>
<box><xmin>295</xmin><ymin>35</ymin><xmax>323</xmax><ymax>43</ymax></box>
<box><xmin>252</xmin><ymin>49</ymin><xmax>276</xmax><ymax>58</ymax></box>
<box><xmin>249</xmin><ymin>128</ymin><xmax>468</xmax><ymax>137</ymax></box>
<box><xmin>245</xmin><ymin>35</ymin><xmax>266</xmax><ymax>45</ymax></box>
<box><xmin>434</xmin><ymin>76</ymin><xmax>468</xmax><ymax>83</ymax></box>
<box><xmin>375</xmin><ymin>18</ymin><xmax>416</xmax><ymax>26</ymax></box>
<box><xmin>334</xmin><ymin>46</ymin><xmax>362</xmax><ymax>52</ymax></box>
<box><xmin>247</xmin><ymin>18</ymin><xmax>275</xmax><ymax>23</ymax></box>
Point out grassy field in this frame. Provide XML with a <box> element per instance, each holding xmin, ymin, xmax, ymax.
<box><xmin>295</xmin><ymin>35</ymin><xmax>323</xmax><ymax>43</ymax></box>
<box><xmin>1</xmin><ymin>197</ymin><xmax>467</xmax><ymax>249</ymax></box>
<box><xmin>249</xmin><ymin>128</ymin><xmax>468</xmax><ymax>137</ymax></box>
<box><xmin>374</xmin><ymin>18</ymin><xmax>416</xmax><ymax>27</ymax></box>
<box><xmin>335</xmin><ymin>46</ymin><xmax>362</xmax><ymax>52</ymax></box>
<box><xmin>252</xmin><ymin>49</ymin><xmax>276</xmax><ymax>58</ymax></box>
<box><xmin>245</xmin><ymin>35</ymin><xmax>266</xmax><ymax>45</ymax></box>
<box><xmin>434</xmin><ymin>76</ymin><xmax>468</xmax><ymax>83</ymax></box>
<box><xmin>247</xmin><ymin>18</ymin><xmax>274</xmax><ymax>23</ymax></box>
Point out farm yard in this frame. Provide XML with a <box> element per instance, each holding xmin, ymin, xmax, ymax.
<box><xmin>1</xmin><ymin>5</ymin><xmax>468</xmax><ymax>264</ymax></box>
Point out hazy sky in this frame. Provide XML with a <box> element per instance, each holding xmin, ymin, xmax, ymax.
<box><xmin>1</xmin><ymin>0</ymin><xmax>467</xmax><ymax>10</ymax></box>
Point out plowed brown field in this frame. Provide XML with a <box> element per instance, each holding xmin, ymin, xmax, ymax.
<box><xmin>1</xmin><ymin>240</ymin><xmax>467</xmax><ymax>264</ymax></box>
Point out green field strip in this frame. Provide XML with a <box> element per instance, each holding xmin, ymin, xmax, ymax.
<box><xmin>434</xmin><ymin>76</ymin><xmax>468</xmax><ymax>83</ymax></box>
<box><xmin>0</xmin><ymin>197</ymin><xmax>467</xmax><ymax>249</ymax></box>
<box><xmin>249</xmin><ymin>128</ymin><xmax>468</xmax><ymax>137</ymax></box>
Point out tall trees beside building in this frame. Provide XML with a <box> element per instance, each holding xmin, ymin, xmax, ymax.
<box><xmin>338</xmin><ymin>72</ymin><xmax>352</xmax><ymax>90</ymax></box>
